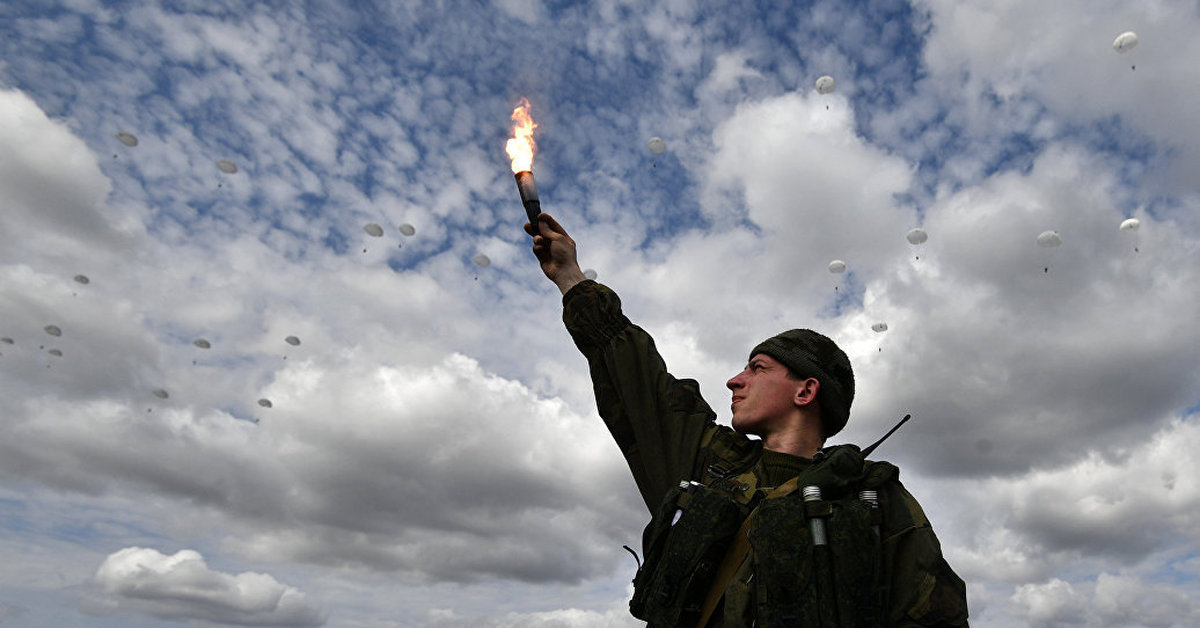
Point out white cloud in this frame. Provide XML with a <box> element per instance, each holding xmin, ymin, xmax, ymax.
<box><xmin>87</xmin><ymin>547</ymin><xmax>326</xmax><ymax>626</ymax></box>
<box><xmin>1010</xmin><ymin>578</ymin><xmax>1089</xmax><ymax>628</ymax></box>
<box><xmin>917</xmin><ymin>0</ymin><xmax>1200</xmax><ymax>200</ymax></box>
<box><xmin>0</xmin><ymin>89</ymin><xmax>134</xmax><ymax>260</ymax></box>
<box><xmin>494</xmin><ymin>0</ymin><xmax>547</xmax><ymax>25</ymax></box>
<box><xmin>1093</xmin><ymin>571</ymin><xmax>1200</xmax><ymax>627</ymax></box>
<box><xmin>3</xmin><ymin>2</ymin><xmax>1200</xmax><ymax>626</ymax></box>
<box><xmin>425</xmin><ymin>597</ymin><xmax>642</xmax><ymax>628</ymax></box>
<box><xmin>695</xmin><ymin>51</ymin><xmax>764</xmax><ymax>103</ymax></box>
<box><xmin>1007</xmin><ymin>571</ymin><xmax>1200</xmax><ymax>628</ymax></box>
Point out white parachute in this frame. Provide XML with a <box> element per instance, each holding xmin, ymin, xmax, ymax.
<box><xmin>1037</xmin><ymin>230</ymin><xmax>1062</xmax><ymax>247</ymax></box>
<box><xmin>906</xmin><ymin>228</ymin><xmax>928</xmax><ymax>245</ymax></box>
<box><xmin>1113</xmin><ymin>31</ymin><xmax>1139</xmax><ymax>70</ymax></box>
<box><xmin>1037</xmin><ymin>230</ymin><xmax>1063</xmax><ymax>273</ymax></box>
<box><xmin>815</xmin><ymin>75</ymin><xmax>836</xmax><ymax>94</ymax></box>
<box><xmin>472</xmin><ymin>253</ymin><xmax>491</xmax><ymax>268</ymax></box>
<box><xmin>398</xmin><ymin>223</ymin><xmax>416</xmax><ymax>237</ymax></box>
<box><xmin>216</xmin><ymin>159</ymin><xmax>238</xmax><ymax>174</ymax></box>
<box><xmin>1112</xmin><ymin>31</ymin><xmax>1138</xmax><ymax>53</ymax></box>
<box><xmin>871</xmin><ymin>322</ymin><xmax>888</xmax><ymax>333</ymax></box>
<box><xmin>583</xmin><ymin>269</ymin><xmax>598</xmax><ymax>280</ymax></box>
<box><xmin>647</xmin><ymin>137</ymin><xmax>667</xmax><ymax>155</ymax></box>
<box><xmin>193</xmin><ymin>338</ymin><xmax>211</xmax><ymax>349</ymax></box>
<box><xmin>115</xmin><ymin>132</ymin><xmax>139</xmax><ymax>147</ymax></box>
<box><xmin>363</xmin><ymin>222</ymin><xmax>384</xmax><ymax>237</ymax></box>
<box><xmin>827</xmin><ymin>260</ymin><xmax>847</xmax><ymax>291</ymax></box>
<box><xmin>1120</xmin><ymin>217</ymin><xmax>1141</xmax><ymax>252</ymax></box>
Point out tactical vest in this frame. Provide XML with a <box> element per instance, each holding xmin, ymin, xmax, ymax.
<box><xmin>629</xmin><ymin>426</ymin><xmax>898</xmax><ymax>628</ymax></box>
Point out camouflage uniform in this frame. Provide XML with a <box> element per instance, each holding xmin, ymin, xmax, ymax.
<box><xmin>563</xmin><ymin>280</ymin><xmax>968</xmax><ymax>627</ymax></box>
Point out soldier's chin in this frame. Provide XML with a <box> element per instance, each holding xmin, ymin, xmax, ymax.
<box><xmin>731</xmin><ymin>416</ymin><xmax>764</xmax><ymax>437</ymax></box>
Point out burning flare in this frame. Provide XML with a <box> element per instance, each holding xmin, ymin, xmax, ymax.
<box><xmin>506</xmin><ymin>98</ymin><xmax>542</xmax><ymax>226</ymax></box>
<box><xmin>506</xmin><ymin>98</ymin><xmax>537</xmax><ymax>173</ymax></box>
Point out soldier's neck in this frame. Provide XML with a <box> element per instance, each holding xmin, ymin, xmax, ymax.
<box><xmin>760</xmin><ymin>428</ymin><xmax>823</xmax><ymax>459</ymax></box>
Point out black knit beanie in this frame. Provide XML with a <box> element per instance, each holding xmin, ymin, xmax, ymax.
<box><xmin>749</xmin><ymin>329</ymin><xmax>855</xmax><ymax>438</ymax></box>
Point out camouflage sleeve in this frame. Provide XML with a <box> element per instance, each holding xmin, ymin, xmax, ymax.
<box><xmin>879</xmin><ymin>479</ymin><xmax>970</xmax><ymax>627</ymax></box>
<box><xmin>562</xmin><ymin>280</ymin><xmax>716</xmax><ymax>511</ymax></box>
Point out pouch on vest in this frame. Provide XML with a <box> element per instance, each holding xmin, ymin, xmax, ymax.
<box><xmin>630</xmin><ymin>480</ymin><xmax>750</xmax><ymax>626</ymax></box>
<box><xmin>749</xmin><ymin>446</ymin><xmax>886</xmax><ymax>628</ymax></box>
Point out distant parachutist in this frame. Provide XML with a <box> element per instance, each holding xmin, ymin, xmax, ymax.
<box><xmin>906</xmin><ymin>228</ymin><xmax>928</xmax><ymax>259</ymax></box>
<box><xmin>1037</xmin><ymin>230</ymin><xmax>1062</xmax><ymax>273</ymax></box>
<box><xmin>1120</xmin><ymin>218</ymin><xmax>1141</xmax><ymax>252</ymax></box>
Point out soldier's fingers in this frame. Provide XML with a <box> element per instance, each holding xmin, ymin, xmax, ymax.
<box><xmin>538</xmin><ymin>213</ymin><xmax>566</xmax><ymax>235</ymax></box>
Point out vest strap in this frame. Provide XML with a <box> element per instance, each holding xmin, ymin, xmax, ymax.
<box><xmin>694</xmin><ymin>477</ymin><xmax>802</xmax><ymax>628</ymax></box>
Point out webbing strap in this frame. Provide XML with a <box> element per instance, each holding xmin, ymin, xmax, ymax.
<box><xmin>694</xmin><ymin>477</ymin><xmax>803</xmax><ymax>628</ymax></box>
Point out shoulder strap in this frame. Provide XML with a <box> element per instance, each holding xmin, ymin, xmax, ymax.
<box><xmin>693</xmin><ymin>446</ymin><xmax>898</xmax><ymax>628</ymax></box>
<box><xmin>696</xmin><ymin>425</ymin><xmax>762</xmax><ymax>479</ymax></box>
<box><xmin>694</xmin><ymin>478</ymin><xmax>801</xmax><ymax>628</ymax></box>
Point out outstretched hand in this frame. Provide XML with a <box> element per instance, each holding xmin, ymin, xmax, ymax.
<box><xmin>525</xmin><ymin>213</ymin><xmax>587</xmax><ymax>295</ymax></box>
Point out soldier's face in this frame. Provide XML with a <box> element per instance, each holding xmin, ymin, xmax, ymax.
<box><xmin>726</xmin><ymin>354</ymin><xmax>803</xmax><ymax>435</ymax></box>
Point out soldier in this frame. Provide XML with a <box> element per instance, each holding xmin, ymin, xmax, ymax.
<box><xmin>527</xmin><ymin>213</ymin><xmax>968</xmax><ymax>627</ymax></box>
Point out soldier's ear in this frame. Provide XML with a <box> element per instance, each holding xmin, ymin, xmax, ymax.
<box><xmin>793</xmin><ymin>377</ymin><xmax>820</xmax><ymax>408</ymax></box>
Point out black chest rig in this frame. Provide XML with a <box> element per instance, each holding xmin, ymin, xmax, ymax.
<box><xmin>629</xmin><ymin>426</ymin><xmax>897</xmax><ymax>628</ymax></box>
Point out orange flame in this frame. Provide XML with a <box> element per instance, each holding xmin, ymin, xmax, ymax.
<box><xmin>505</xmin><ymin>98</ymin><xmax>537</xmax><ymax>173</ymax></box>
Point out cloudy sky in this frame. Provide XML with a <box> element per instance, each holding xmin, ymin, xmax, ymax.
<box><xmin>2</xmin><ymin>0</ymin><xmax>1198</xmax><ymax>626</ymax></box>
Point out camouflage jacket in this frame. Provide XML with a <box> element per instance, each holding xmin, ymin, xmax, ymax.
<box><xmin>562</xmin><ymin>280</ymin><xmax>968</xmax><ymax>627</ymax></box>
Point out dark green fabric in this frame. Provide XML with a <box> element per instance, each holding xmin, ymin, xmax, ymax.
<box><xmin>563</xmin><ymin>280</ymin><xmax>713</xmax><ymax>511</ymax></box>
<box><xmin>759</xmin><ymin>448</ymin><xmax>811</xmax><ymax>487</ymax></box>
<box><xmin>750</xmin><ymin>445</ymin><xmax>885</xmax><ymax>628</ymax></box>
<box><xmin>562</xmin><ymin>280</ymin><xmax>969</xmax><ymax>627</ymax></box>
<box><xmin>631</xmin><ymin>481</ymin><xmax>752</xmax><ymax>626</ymax></box>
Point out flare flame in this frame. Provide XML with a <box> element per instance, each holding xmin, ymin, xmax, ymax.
<box><xmin>506</xmin><ymin>98</ymin><xmax>537</xmax><ymax>173</ymax></box>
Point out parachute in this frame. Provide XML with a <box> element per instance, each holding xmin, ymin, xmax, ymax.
<box><xmin>193</xmin><ymin>338</ymin><xmax>211</xmax><ymax>349</ymax></box>
<box><xmin>1</xmin><ymin>337</ymin><xmax>13</xmax><ymax>345</ymax></box>
<box><xmin>472</xmin><ymin>253</ymin><xmax>491</xmax><ymax>267</ymax></box>
<box><xmin>116</xmin><ymin>132</ymin><xmax>139</xmax><ymax>147</ymax></box>
<box><xmin>1113</xmin><ymin>31</ymin><xmax>1139</xmax><ymax>70</ymax></box>
<box><xmin>398</xmin><ymin>223</ymin><xmax>416</xmax><ymax>237</ymax></box>
<box><xmin>1120</xmin><ymin>218</ymin><xmax>1141</xmax><ymax>252</ymax></box>
<box><xmin>871</xmin><ymin>322</ymin><xmax>888</xmax><ymax>333</ymax></box>
<box><xmin>1037</xmin><ymin>230</ymin><xmax>1063</xmax><ymax>273</ymax></box>
<box><xmin>1113</xmin><ymin>31</ymin><xmax>1138</xmax><ymax>53</ymax></box>
<box><xmin>906</xmin><ymin>228</ymin><xmax>928</xmax><ymax>245</ymax></box>
<box><xmin>583</xmin><ymin>269</ymin><xmax>598</xmax><ymax>280</ymax></box>
<box><xmin>47</xmin><ymin>349</ymin><xmax>62</xmax><ymax>357</ymax></box>
<box><xmin>73</xmin><ymin>274</ymin><xmax>90</xmax><ymax>285</ymax></box>
<box><xmin>152</xmin><ymin>388</ymin><xmax>170</xmax><ymax>399</ymax></box>
<box><xmin>257</xmin><ymin>398</ymin><xmax>273</xmax><ymax>408</ymax></box>
<box><xmin>827</xmin><ymin>260</ymin><xmax>847</xmax><ymax>292</ymax></box>
<box><xmin>1037</xmin><ymin>230</ymin><xmax>1062</xmax><ymax>248</ymax></box>
<box><xmin>363</xmin><ymin>223</ymin><xmax>384</xmax><ymax>237</ymax></box>
<box><xmin>647</xmin><ymin>137</ymin><xmax>667</xmax><ymax>155</ymax></box>
<box><xmin>216</xmin><ymin>159</ymin><xmax>238</xmax><ymax>174</ymax></box>
<box><xmin>285</xmin><ymin>335</ymin><xmax>301</xmax><ymax>346</ymax></box>
<box><xmin>44</xmin><ymin>325</ymin><xmax>62</xmax><ymax>337</ymax></box>
<box><xmin>815</xmin><ymin>75</ymin><xmax>836</xmax><ymax>94</ymax></box>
